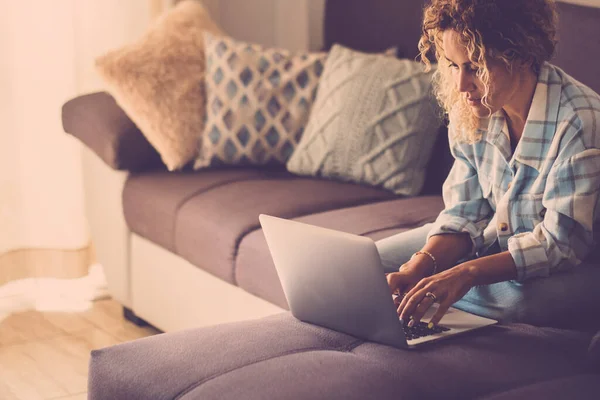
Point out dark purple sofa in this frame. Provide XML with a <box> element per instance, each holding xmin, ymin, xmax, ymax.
<box><xmin>62</xmin><ymin>0</ymin><xmax>600</xmax><ymax>398</ymax></box>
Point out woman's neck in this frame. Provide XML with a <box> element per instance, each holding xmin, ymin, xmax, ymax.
<box><xmin>502</xmin><ymin>68</ymin><xmax>538</xmax><ymax>144</ymax></box>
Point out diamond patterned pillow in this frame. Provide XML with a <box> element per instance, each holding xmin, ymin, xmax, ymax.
<box><xmin>286</xmin><ymin>45</ymin><xmax>443</xmax><ymax>196</ymax></box>
<box><xmin>193</xmin><ymin>33</ymin><xmax>327</xmax><ymax>169</ymax></box>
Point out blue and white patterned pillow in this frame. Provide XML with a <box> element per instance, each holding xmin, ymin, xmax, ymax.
<box><xmin>194</xmin><ymin>33</ymin><xmax>327</xmax><ymax>168</ymax></box>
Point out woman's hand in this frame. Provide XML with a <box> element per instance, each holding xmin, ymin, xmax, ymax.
<box><xmin>386</xmin><ymin>269</ymin><xmax>423</xmax><ymax>300</ymax></box>
<box><xmin>397</xmin><ymin>263</ymin><xmax>479</xmax><ymax>327</ymax></box>
<box><xmin>386</xmin><ymin>257</ymin><xmax>433</xmax><ymax>300</ymax></box>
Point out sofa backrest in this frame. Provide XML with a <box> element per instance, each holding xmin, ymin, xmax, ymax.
<box><xmin>323</xmin><ymin>0</ymin><xmax>600</xmax><ymax>195</ymax></box>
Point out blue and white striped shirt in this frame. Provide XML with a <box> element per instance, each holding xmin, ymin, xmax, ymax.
<box><xmin>427</xmin><ymin>62</ymin><xmax>600</xmax><ymax>281</ymax></box>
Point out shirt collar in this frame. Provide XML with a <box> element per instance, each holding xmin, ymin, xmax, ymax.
<box><xmin>483</xmin><ymin>63</ymin><xmax>561</xmax><ymax>172</ymax></box>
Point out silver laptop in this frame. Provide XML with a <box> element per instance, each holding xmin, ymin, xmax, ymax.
<box><xmin>259</xmin><ymin>214</ymin><xmax>497</xmax><ymax>349</ymax></box>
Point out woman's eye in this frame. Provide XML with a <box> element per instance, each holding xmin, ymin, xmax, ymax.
<box><xmin>449</xmin><ymin>63</ymin><xmax>459</xmax><ymax>70</ymax></box>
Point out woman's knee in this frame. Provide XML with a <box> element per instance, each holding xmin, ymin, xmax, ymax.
<box><xmin>375</xmin><ymin>223</ymin><xmax>433</xmax><ymax>272</ymax></box>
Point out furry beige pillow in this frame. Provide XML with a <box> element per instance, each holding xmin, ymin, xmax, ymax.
<box><xmin>95</xmin><ymin>0</ymin><xmax>223</xmax><ymax>171</ymax></box>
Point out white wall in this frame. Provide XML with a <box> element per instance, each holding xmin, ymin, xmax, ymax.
<box><xmin>0</xmin><ymin>0</ymin><xmax>85</xmax><ymax>252</ymax></box>
<box><xmin>204</xmin><ymin>0</ymin><xmax>324</xmax><ymax>51</ymax></box>
<box><xmin>0</xmin><ymin>12</ymin><xmax>22</xmax><ymax>251</ymax></box>
<box><xmin>0</xmin><ymin>0</ymin><xmax>152</xmax><ymax>254</ymax></box>
<box><xmin>307</xmin><ymin>0</ymin><xmax>326</xmax><ymax>51</ymax></box>
<box><xmin>74</xmin><ymin>0</ymin><xmax>153</xmax><ymax>93</ymax></box>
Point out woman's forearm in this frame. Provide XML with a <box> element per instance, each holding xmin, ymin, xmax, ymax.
<box><xmin>461</xmin><ymin>251</ymin><xmax>518</xmax><ymax>285</ymax></box>
<box><xmin>407</xmin><ymin>234</ymin><xmax>518</xmax><ymax>285</ymax></box>
<box><xmin>412</xmin><ymin>233</ymin><xmax>472</xmax><ymax>275</ymax></box>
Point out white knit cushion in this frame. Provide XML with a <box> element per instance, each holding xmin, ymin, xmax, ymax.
<box><xmin>286</xmin><ymin>45</ymin><xmax>442</xmax><ymax>196</ymax></box>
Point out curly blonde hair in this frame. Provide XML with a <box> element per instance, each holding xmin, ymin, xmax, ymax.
<box><xmin>419</xmin><ymin>0</ymin><xmax>558</xmax><ymax>143</ymax></box>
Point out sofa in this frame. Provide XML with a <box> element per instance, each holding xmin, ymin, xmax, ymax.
<box><xmin>62</xmin><ymin>0</ymin><xmax>600</xmax><ymax>398</ymax></box>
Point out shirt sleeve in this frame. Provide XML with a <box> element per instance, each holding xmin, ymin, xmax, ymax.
<box><xmin>508</xmin><ymin>148</ymin><xmax>600</xmax><ymax>281</ymax></box>
<box><xmin>427</xmin><ymin>140</ymin><xmax>494</xmax><ymax>257</ymax></box>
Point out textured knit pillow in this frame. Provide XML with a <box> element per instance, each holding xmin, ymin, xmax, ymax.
<box><xmin>286</xmin><ymin>45</ymin><xmax>442</xmax><ymax>196</ymax></box>
<box><xmin>194</xmin><ymin>33</ymin><xmax>327</xmax><ymax>169</ymax></box>
<box><xmin>95</xmin><ymin>0</ymin><xmax>223</xmax><ymax>171</ymax></box>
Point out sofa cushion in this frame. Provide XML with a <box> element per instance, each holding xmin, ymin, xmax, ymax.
<box><xmin>123</xmin><ymin>169</ymin><xmax>396</xmax><ymax>281</ymax></box>
<box><xmin>88</xmin><ymin>313</ymin><xmax>594</xmax><ymax>400</ymax></box>
<box><xmin>123</xmin><ymin>168</ymin><xmax>295</xmax><ymax>253</ymax></box>
<box><xmin>236</xmin><ymin>196</ymin><xmax>444</xmax><ymax>308</ymax></box>
<box><xmin>174</xmin><ymin>176</ymin><xmax>396</xmax><ymax>283</ymax></box>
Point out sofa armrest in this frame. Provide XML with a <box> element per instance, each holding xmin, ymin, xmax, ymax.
<box><xmin>62</xmin><ymin>92</ymin><xmax>163</xmax><ymax>172</ymax></box>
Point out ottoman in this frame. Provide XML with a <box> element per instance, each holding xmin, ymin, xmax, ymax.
<box><xmin>88</xmin><ymin>313</ymin><xmax>594</xmax><ymax>400</ymax></box>
<box><xmin>481</xmin><ymin>374</ymin><xmax>600</xmax><ymax>400</ymax></box>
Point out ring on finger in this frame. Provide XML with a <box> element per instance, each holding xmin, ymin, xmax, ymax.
<box><xmin>424</xmin><ymin>292</ymin><xmax>437</xmax><ymax>302</ymax></box>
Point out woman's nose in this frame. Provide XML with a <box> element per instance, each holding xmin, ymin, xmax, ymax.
<box><xmin>457</xmin><ymin>69</ymin><xmax>475</xmax><ymax>93</ymax></box>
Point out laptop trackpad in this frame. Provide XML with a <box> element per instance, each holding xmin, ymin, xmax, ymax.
<box><xmin>422</xmin><ymin>304</ymin><xmax>496</xmax><ymax>330</ymax></box>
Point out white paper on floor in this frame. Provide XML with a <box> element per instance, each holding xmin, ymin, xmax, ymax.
<box><xmin>0</xmin><ymin>263</ymin><xmax>109</xmax><ymax>322</ymax></box>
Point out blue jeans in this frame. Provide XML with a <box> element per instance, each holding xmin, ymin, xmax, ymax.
<box><xmin>375</xmin><ymin>224</ymin><xmax>600</xmax><ymax>327</ymax></box>
<box><xmin>375</xmin><ymin>223</ymin><xmax>437</xmax><ymax>274</ymax></box>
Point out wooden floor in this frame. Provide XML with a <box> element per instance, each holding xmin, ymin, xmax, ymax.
<box><xmin>0</xmin><ymin>299</ymin><xmax>160</xmax><ymax>400</ymax></box>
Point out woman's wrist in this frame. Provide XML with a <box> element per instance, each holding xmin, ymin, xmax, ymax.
<box><xmin>400</xmin><ymin>254</ymin><xmax>435</xmax><ymax>277</ymax></box>
<box><xmin>455</xmin><ymin>252</ymin><xmax>518</xmax><ymax>286</ymax></box>
<box><xmin>455</xmin><ymin>263</ymin><xmax>480</xmax><ymax>286</ymax></box>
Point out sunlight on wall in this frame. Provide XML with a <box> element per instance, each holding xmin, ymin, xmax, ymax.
<box><xmin>0</xmin><ymin>0</ymin><xmax>152</xmax><ymax>255</ymax></box>
<box><xmin>0</xmin><ymin>1</ymin><xmax>87</xmax><ymax>253</ymax></box>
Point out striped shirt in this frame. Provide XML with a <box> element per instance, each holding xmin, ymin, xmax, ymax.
<box><xmin>427</xmin><ymin>62</ymin><xmax>600</xmax><ymax>281</ymax></box>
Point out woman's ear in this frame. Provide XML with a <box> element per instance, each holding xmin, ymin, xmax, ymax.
<box><xmin>517</xmin><ymin>58</ymin><xmax>535</xmax><ymax>71</ymax></box>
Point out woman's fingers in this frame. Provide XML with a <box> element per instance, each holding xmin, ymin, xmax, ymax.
<box><xmin>428</xmin><ymin>300</ymin><xmax>452</xmax><ymax>327</ymax></box>
<box><xmin>386</xmin><ymin>273</ymin><xmax>401</xmax><ymax>295</ymax></box>
<box><xmin>397</xmin><ymin>278</ymin><xmax>427</xmax><ymax>314</ymax></box>
<box><xmin>398</xmin><ymin>287</ymin><xmax>431</xmax><ymax>322</ymax></box>
<box><xmin>394</xmin><ymin>265</ymin><xmax>476</xmax><ymax>327</ymax></box>
<box><xmin>386</xmin><ymin>271</ymin><xmax>416</xmax><ymax>296</ymax></box>
<box><xmin>409</xmin><ymin>294</ymin><xmax>437</xmax><ymax>325</ymax></box>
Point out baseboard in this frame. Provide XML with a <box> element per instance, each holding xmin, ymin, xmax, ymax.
<box><xmin>0</xmin><ymin>244</ymin><xmax>94</xmax><ymax>286</ymax></box>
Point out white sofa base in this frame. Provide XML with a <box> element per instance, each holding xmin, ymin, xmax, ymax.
<box><xmin>81</xmin><ymin>146</ymin><xmax>131</xmax><ymax>307</ymax></box>
<box><xmin>82</xmin><ymin>147</ymin><xmax>284</xmax><ymax>332</ymax></box>
<box><xmin>131</xmin><ymin>234</ymin><xmax>284</xmax><ymax>332</ymax></box>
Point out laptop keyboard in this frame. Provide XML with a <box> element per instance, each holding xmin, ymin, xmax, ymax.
<box><xmin>402</xmin><ymin>320</ymin><xmax>450</xmax><ymax>340</ymax></box>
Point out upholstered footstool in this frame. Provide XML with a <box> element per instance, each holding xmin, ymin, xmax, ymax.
<box><xmin>88</xmin><ymin>313</ymin><xmax>595</xmax><ymax>400</ymax></box>
<box><xmin>481</xmin><ymin>374</ymin><xmax>600</xmax><ymax>400</ymax></box>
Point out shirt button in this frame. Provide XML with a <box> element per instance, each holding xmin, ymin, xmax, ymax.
<box><xmin>507</xmin><ymin>181</ymin><xmax>512</xmax><ymax>190</ymax></box>
<box><xmin>539</xmin><ymin>208</ymin><xmax>546</xmax><ymax>218</ymax></box>
<box><xmin>499</xmin><ymin>222</ymin><xmax>509</xmax><ymax>232</ymax></box>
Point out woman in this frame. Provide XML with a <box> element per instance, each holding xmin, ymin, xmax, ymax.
<box><xmin>380</xmin><ymin>0</ymin><xmax>600</xmax><ymax>328</ymax></box>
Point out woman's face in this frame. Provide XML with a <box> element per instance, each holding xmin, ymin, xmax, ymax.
<box><xmin>442</xmin><ymin>30</ymin><xmax>519</xmax><ymax>118</ymax></box>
